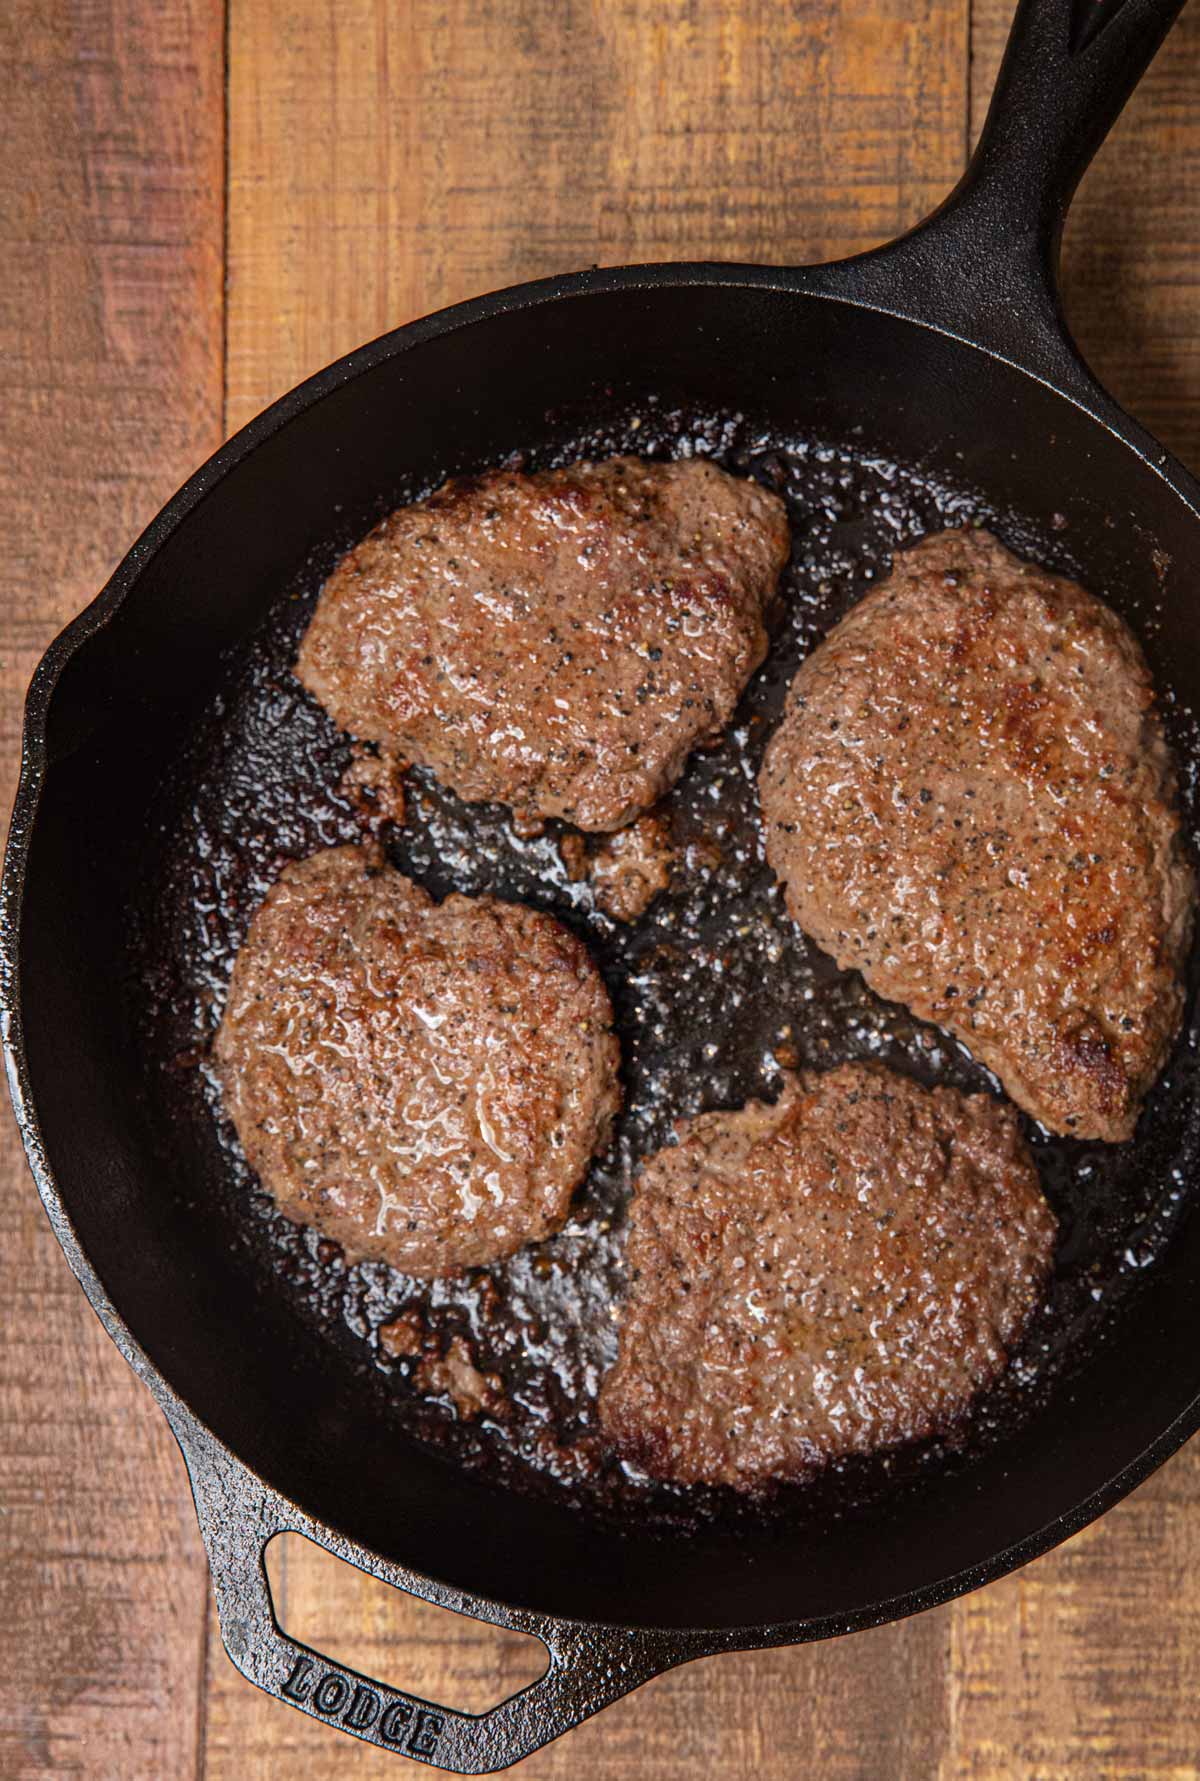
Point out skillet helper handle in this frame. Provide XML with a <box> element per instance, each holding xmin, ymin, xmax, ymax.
<box><xmin>830</xmin><ymin>0</ymin><xmax>1188</xmax><ymax>365</ymax></box>
<box><xmin>171</xmin><ymin>1411</ymin><xmax>682</xmax><ymax>1775</ymax></box>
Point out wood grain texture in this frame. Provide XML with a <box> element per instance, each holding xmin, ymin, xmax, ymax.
<box><xmin>0</xmin><ymin>1</ymin><xmax>223</xmax><ymax>1776</ymax></box>
<box><xmin>224</xmin><ymin>0</ymin><xmax>967</xmax><ymax>432</ymax></box>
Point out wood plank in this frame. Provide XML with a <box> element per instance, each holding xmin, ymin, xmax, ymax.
<box><xmin>225</xmin><ymin>0</ymin><xmax>968</xmax><ymax>433</ymax></box>
<box><xmin>209</xmin><ymin>0</ymin><xmax>967</xmax><ymax>1771</ymax></box>
<box><xmin>0</xmin><ymin>2</ymin><xmax>224</xmax><ymax>1776</ymax></box>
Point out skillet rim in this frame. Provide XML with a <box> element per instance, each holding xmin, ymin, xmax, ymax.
<box><xmin>6</xmin><ymin>256</ymin><xmax>1200</xmax><ymax>1645</ymax></box>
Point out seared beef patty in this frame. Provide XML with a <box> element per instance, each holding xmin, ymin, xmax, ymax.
<box><xmin>760</xmin><ymin>528</ymin><xmax>1195</xmax><ymax>1142</ymax></box>
<box><xmin>296</xmin><ymin>456</ymin><xmax>790</xmax><ymax>832</ymax></box>
<box><xmin>599</xmin><ymin>1062</ymin><xmax>1056</xmax><ymax>1491</ymax></box>
<box><xmin>214</xmin><ymin>844</ymin><xmax>621</xmax><ymax>1277</ymax></box>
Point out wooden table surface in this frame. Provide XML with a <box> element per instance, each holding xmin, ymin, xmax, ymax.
<box><xmin>5</xmin><ymin>2</ymin><xmax>1200</xmax><ymax>1776</ymax></box>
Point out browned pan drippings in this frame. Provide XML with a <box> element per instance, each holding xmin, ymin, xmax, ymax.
<box><xmin>131</xmin><ymin>404</ymin><xmax>1200</xmax><ymax>1532</ymax></box>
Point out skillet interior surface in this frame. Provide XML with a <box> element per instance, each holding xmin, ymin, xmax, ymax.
<box><xmin>19</xmin><ymin>279</ymin><xmax>1200</xmax><ymax>1630</ymax></box>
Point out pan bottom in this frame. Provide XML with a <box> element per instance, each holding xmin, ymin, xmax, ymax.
<box><xmin>131</xmin><ymin>398</ymin><xmax>1200</xmax><ymax>1535</ymax></box>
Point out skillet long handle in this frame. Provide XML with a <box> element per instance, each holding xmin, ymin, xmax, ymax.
<box><xmin>822</xmin><ymin>0</ymin><xmax>1188</xmax><ymax>371</ymax></box>
<box><xmin>170</xmin><ymin>1409</ymin><xmax>689</xmax><ymax>1774</ymax></box>
<box><xmin>965</xmin><ymin>0</ymin><xmax>1187</xmax><ymax>253</ymax></box>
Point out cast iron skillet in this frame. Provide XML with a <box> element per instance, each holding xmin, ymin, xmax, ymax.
<box><xmin>5</xmin><ymin>0</ymin><xmax>1200</xmax><ymax>1768</ymax></box>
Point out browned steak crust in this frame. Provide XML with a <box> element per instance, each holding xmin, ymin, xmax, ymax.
<box><xmin>759</xmin><ymin>529</ymin><xmax>1194</xmax><ymax>1142</ymax></box>
<box><xmin>296</xmin><ymin>456</ymin><xmax>790</xmax><ymax>832</ymax></box>
<box><xmin>213</xmin><ymin>844</ymin><xmax>621</xmax><ymax>1277</ymax></box>
<box><xmin>599</xmin><ymin>1063</ymin><xmax>1056</xmax><ymax>1492</ymax></box>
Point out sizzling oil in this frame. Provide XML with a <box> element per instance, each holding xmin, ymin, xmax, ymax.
<box><xmin>132</xmin><ymin>405</ymin><xmax>1200</xmax><ymax>1532</ymax></box>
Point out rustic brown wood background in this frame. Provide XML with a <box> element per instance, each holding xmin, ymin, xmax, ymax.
<box><xmin>4</xmin><ymin>1</ymin><xmax>1200</xmax><ymax>1775</ymax></box>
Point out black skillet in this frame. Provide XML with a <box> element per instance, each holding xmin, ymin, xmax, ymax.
<box><xmin>5</xmin><ymin>0</ymin><xmax>1200</xmax><ymax>1769</ymax></box>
